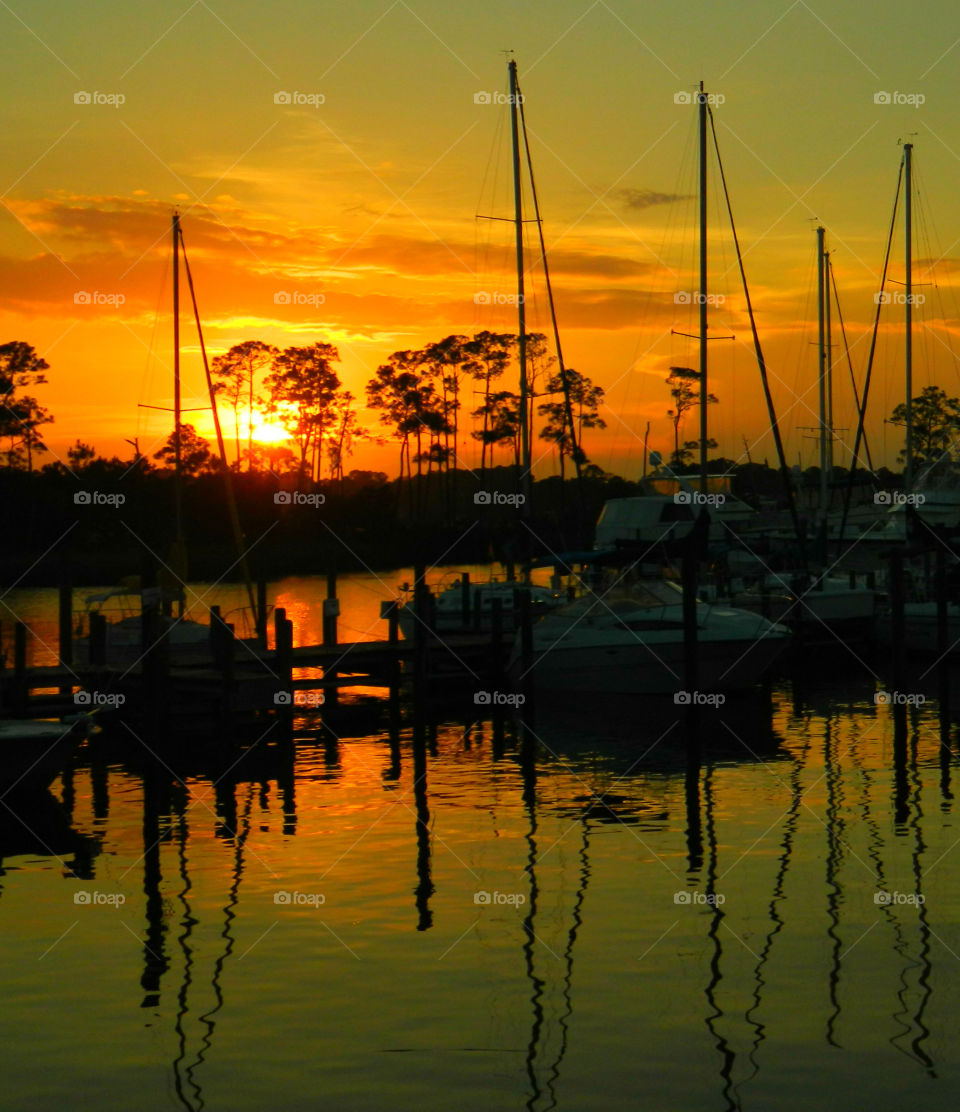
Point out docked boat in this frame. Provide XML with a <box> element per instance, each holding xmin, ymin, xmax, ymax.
<box><xmin>719</xmin><ymin>572</ymin><xmax>876</xmax><ymax>631</ymax></box>
<box><xmin>0</xmin><ymin>714</ymin><xmax>93</xmax><ymax>794</ymax></box>
<box><xmin>511</xmin><ymin>578</ymin><xmax>791</xmax><ymax>695</ymax></box>
<box><xmin>397</xmin><ymin>576</ymin><xmax>565</xmax><ymax>637</ymax></box>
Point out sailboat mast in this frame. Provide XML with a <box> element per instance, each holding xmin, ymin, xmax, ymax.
<box><xmin>172</xmin><ymin>212</ymin><xmax>184</xmax><ymax>548</ymax></box>
<box><xmin>904</xmin><ymin>142</ymin><xmax>913</xmax><ymax>494</ymax></box>
<box><xmin>509</xmin><ymin>60</ymin><xmax>531</xmax><ymax>514</ymax></box>
<box><xmin>817</xmin><ymin>226</ymin><xmax>828</xmax><ymax>521</ymax></box>
<box><xmin>698</xmin><ymin>82</ymin><xmax>709</xmax><ymax>493</ymax></box>
<box><xmin>825</xmin><ymin>250</ymin><xmax>834</xmax><ymax>480</ymax></box>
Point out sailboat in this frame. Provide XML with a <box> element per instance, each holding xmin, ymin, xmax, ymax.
<box><xmin>518</xmin><ymin>82</ymin><xmax>792</xmax><ymax>694</ymax></box>
<box><xmin>396</xmin><ymin>58</ymin><xmax>576</xmax><ymax>638</ymax></box>
<box><xmin>724</xmin><ymin>227</ymin><xmax>877</xmax><ymax>633</ymax></box>
<box><xmin>73</xmin><ymin>214</ymin><xmax>261</xmax><ymax>669</ymax></box>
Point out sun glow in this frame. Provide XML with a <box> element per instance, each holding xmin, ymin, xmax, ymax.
<box><xmin>251</xmin><ymin>421</ymin><xmax>290</xmax><ymax>445</ymax></box>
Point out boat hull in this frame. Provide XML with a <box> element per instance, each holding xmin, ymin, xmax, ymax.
<box><xmin>514</xmin><ymin>631</ymin><xmax>789</xmax><ymax>695</ymax></box>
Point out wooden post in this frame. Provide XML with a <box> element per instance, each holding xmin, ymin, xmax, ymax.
<box><xmin>518</xmin><ymin>586</ymin><xmax>533</xmax><ymax>709</ymax></box>
<box><xmin>889</xmin><ymin>551</ymin><xmax>905</xmax><ymax>687</ymax></box>
<box><xmin>387</xmin><ymin>602</ymin><xmax>401</xmax><ymax>715</ymax></box>
<box><xmin>460</xmin><ymin>572</ymin><xmax>471</xmax><ymax>628</ymax></box>
<box><xmin>58</xmin><ymin>580</ymin><xmax>73</xmax><ymax>697</ymax></box>
<box><xmin>323</xmin><ymin>571</ymin><xmax>339</xmax><ymax>709</ymax></box>
<box><xmin>323</xmin><ymin>571</ymin><xmax>339</xmax><ymax>646</ymax></box>
<box><xmin>489</xmin><ymin>597</ymin><xmax>504</xmax><ymax>687</ymax></box>
<box><xmin>13</xmin><ymin>621</ymin><xmax>27</xmax><ymax>714</ymax></box>
<box><xmin>275</xmin><ymin>610</ymin><xmax>293</xmax><ymax>727</ymax></box>
<box><xmin>936</xmin><ymin>548</ymin><xmax>950</xmax><ymax>718</ymax></box>
<box><xmin>256</xmin><ymin>575</ymin><xmax>268</xmax><ymax>648</ymax></box>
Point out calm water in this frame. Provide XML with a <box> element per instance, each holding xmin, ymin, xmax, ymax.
<box><xmin>3</xmin><ymin>573</ymin><xmax>960</xmax><ymax>1110</ymax></box>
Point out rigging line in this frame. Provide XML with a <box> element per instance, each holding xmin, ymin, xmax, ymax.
<box><xmin>179</xmin><ymin>230</ymin><xmax>259</xmax><ymax>627</ymax></box>
<box><xmin>708</xmin><ymin>107</ymin><xmax>806</xmax><ymax>569</ymax></box>
<box><xmin>840</xmin><ymin>159</ymin><xmax>903</xmax><ymax>538</ymax></box>
<box><xmin>516</xmin><ymin>74</ymin><xmax>584</xmax><ymax>504</ymax></box>
<box><xmin>829</xmin><ymin>259</ymin><xmax>874</xmax><ymax>472</ymax></box>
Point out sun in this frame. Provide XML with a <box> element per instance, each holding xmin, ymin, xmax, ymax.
<box><xmin>251</xmin><ymin>421</ymin><xmax>290</xmax><ymax>444</ymax></box>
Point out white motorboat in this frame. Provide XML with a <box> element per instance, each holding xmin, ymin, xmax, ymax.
<box><xmin>719</xmin><ymin>572</ymin><xmax>876</xmax><ymax>630</ymax></box>
<box><xmin>511</xmin><ymin>578</ymin><xmax>791</xmax><ymax>695</ymax></box>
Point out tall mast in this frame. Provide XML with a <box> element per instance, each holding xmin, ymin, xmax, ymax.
<box><xmin>172</xmin><ymin>211</ymin><xmax>184</xmax><ymax>617</ymax></box>
<box><xmin>816</xmin><ymin>226</ymin><xmax>827</xmax><ymax>521</ymax></box>
<box><xmin>904</xmin><ymin>142</ymin><xmax>913</xmax><ymax>494</ymax></box>
<box><xmin>825</xmin><ymin>250</ymin><xmax>834</xmax><ymax>481</ymax></box>
<box><xmin>698</xmin><ymin>82</ymin><xmax>708</xmax><ymax>493</ymax></box>
<box><xmin>172</xmin><ymin>212</ymin><xmax>183</xmax><ymax>542</ymax></box>
<box><xmin>508</xmin><ymin>60</ymin><xmax>532</xmax><ymax>523</ymax></box>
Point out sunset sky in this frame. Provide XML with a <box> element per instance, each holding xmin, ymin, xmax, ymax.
<box><xmin>2</xmin><ymin>0</ymin><xmax>959</xmax><ymax>479</ymax></box>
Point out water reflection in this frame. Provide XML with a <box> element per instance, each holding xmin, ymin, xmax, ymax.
<box><xmin>5</xmin><ymin>669</ymin><xmax>960</xmax><ymax>1109</ymax></box>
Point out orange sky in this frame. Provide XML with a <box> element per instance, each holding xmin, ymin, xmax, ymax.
<box><xmin>2</xmin><ymin>0</ymin><xmax>960</xmax><ymax>479</ymax></box>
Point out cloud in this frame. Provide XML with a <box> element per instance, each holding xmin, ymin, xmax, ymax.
<box><xmin>615</xmin><ymin>187</ymin><xmax>692</xmax><ymax>211</ymax></box>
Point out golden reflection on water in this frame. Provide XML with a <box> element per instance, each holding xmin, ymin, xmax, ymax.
<box><xmin>2</xmin><ymin>577</ymin><xmax>960</xmax><ymax>1109</ymax></box>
